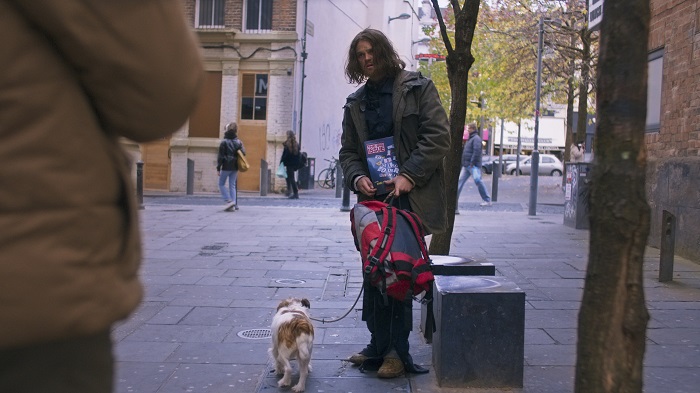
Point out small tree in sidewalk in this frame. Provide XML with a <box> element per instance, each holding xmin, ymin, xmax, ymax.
<box><xmin>428</xmin><ymin>0</ymin><xmax>482</xmax><ymax>255</ymax></box>
<box><xmin>575</xmin><ymin>0</ymin><xmax>651</xmax><ymax>391</ymax></box>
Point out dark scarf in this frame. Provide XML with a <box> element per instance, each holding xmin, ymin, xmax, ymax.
<box><xmin>364</xmin><ymin>77</ymin><xmax>394</xmax><ymax>140</ymax></box>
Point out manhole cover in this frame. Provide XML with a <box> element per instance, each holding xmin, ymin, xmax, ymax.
<box><xmin>275</xmin><ymin>279</ymin><xmax>306</xmax><ymax>285</ymax></box>
<box><xmin>238</xmin><ymin>328</ymin><xmax>272</xmax><ymax>339</ymax></box>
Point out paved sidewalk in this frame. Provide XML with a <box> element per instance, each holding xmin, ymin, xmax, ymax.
<box><xmin>115</xmin><ymin>181</ymin><xmax>700</xmax><ymax>393</ymax></box>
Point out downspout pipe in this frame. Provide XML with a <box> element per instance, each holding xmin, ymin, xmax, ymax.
<box><xmin>298</xmin><ymin>0</ymin><xmax>309</xmax><ymax>149</ymax></box>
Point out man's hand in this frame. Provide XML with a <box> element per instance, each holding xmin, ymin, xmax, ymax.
<box><xmin>384</xmin><ymin>174</ymin><xmax>414</xmax><ymax>197</ymax></box>
<box><xmin>356</xmin><ymin>176</ymin><xmax>377</xmax><ymax>197</ymax></box>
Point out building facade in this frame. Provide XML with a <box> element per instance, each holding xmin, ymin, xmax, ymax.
<box><xmin>646</xmin><ymin>0</ymin><xmax>700</xmax><ymax>260</ymax></box>
<box><xmin>125</xmin><ymin>0</ymin><xmax>423</xmax><ymax>194</ymax></box>
<box><xmin>125</xmin><ymin>0</ymin><xmax>299</xmax><ymax>194</ymax></box>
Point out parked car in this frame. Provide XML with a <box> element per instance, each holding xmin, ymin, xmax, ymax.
<box><xmin>506</xmin><ymin>154</ymin><xmax>563</xmax><ymax>176</ymax></box>
<box><xmin>482</xmin><ymin>154</ymin><xmax>520</xmax><ymax>174</ymax></box>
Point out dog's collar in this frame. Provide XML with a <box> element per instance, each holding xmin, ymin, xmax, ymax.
<box><xmin>280</xmin><ymin>310</ymin><xmax>307</xmax><ymax>316</ymax></box>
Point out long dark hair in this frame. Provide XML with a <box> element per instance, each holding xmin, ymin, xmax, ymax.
<box><xmin>224</xmin><ymin>122</ymin><xmax>238</xmax><ymax>139</ymax></box>
<box><xmin>345</xmin><ymin>29</ymin><xmax>405</xmax><ymax>85</ymax></box>
<box><xmin>284</xmin><ymin>130</ymin><xmax>299</xmax><ymax>155</ymax></box>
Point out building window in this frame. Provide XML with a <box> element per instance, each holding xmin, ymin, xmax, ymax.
<box><xmin>196</xmin><ymin>0</ymin><xmax>225</xmax><ymax>28</ymax></box>
<box><xmin>245</xmin><ymin>0</ymin><xmax>273</xmax><ymax>32</ymax></box>
<box><xmin>646</xmin><ymin>48</ymin><xmax>664</xmax><ymax>132</ymax></box>
<box><xmin>241</xmin><ymin>74</ymin><xmax>268</xmax><ymax>120</ymax></box>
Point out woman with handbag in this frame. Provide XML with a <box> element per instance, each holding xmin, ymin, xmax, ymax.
<box><xmin>217</xmin><ymin>122</ymin><xmax>246</xmax><ymax>210</ymax></box>
<box><xmin>280</xmin><ymin>130</ymin><xmax>302</xmax><ymax>199</ymax></box>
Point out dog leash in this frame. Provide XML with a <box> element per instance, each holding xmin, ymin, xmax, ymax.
<box><xmin>310</xmin><ymin>286</ymin><xmax>364</xmax><ymax>324</ymax></box>
<box><xmin>310</xmin><ymin>192</ymin><xmax>396</xmax><ymax>324</ymax></box>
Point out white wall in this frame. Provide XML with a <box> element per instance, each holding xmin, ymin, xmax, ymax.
<box><xmin>294</xmin><ymin>0</ymin><xmax>421</xmax><ymax>179</ymax></box>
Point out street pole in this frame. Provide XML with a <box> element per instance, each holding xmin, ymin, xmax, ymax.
<box><xmin>529</xmin><ymin>16</ymin><xmax>544</xmax><ymax>216</ymax></box>
<box><xmin>298</xmin><ymin>0</ymin><xmax>309</xmax><ymax>149</ymax></box>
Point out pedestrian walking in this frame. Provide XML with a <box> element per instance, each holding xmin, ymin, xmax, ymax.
<box><xmin>457</xmin><ymin>123</ymin><xmax>492</xmax><ymax>206</ymax></box>
<box><xmin>569</xmin><ymin>141</ymin><xmax>584</xmax><ymax>163</ymax></box>
<box><xmin>217</xmin><ymin>122</ymin><xmax>245</xmax><ymax>211</ymax></box>
<box><xmin>281</xmin><ymin>130</ymin><xmax>301</xmax><ymax>199</ymax></box>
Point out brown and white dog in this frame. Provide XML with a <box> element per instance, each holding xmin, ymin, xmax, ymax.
<box><xmin>269</xmin><ymin>298</ymin><xmax>314</xmax><ymax>392</ymax></box>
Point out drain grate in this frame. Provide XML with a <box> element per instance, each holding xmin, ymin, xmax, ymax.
<box><xmin>238</xmin><ymin>328</ymin><xmax>272</xmax><ymax>339</ymax></box>
<box><xmin>275</xmin><ymin>279</ymin><xmax>306</xmax><ymax>285</ymax></box>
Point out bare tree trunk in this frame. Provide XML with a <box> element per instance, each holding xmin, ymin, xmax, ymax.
<box><xmin>575</xmin><ymin>30</ymin><xmax>591</xmax><ymax>145</ymax></box>
<box><xmin>564</xmin><ymin>39</ymin><xmax>576</xmax><ymax>187</ymax></box>
<box><xmin>428</xmin><ymin>0</ymin><xmax>481</xmax><ymax>255</ymax></box>
<box><xmin>575</xmin><ymin>1</ymin><xmax>651</xmax><ymax>392</ymax></box>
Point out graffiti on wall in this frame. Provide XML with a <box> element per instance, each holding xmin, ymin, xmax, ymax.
<box><xmin>318</xmin><ymin>123</ymin><xmax>342</xmax><ymax>152</ymax></box>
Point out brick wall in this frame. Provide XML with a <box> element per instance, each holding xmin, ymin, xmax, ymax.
<box><xmin>646</xmin><ymin>0</ymin><xmax>700</xmax><ymax>160</ymax></box>
<box><xmin>273</xmin><ymin>0</ymin><xmax>297</xmax><ymax>31</ymax></box>
<box><xmin>646</xmin><ymin>0</ymin><xmax>700</xmax><ymax>261</ymax></box>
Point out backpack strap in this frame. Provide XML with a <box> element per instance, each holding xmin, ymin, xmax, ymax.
<box><xmin>365</xmin><ymin>204</ymin><xmax>397</xmax><ymax>305</ymax></box>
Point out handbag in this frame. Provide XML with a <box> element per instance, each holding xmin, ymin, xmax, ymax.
<box><xmin>276</xmin><ymin>163</ymin><xmax>287</xmax><ymax>178</ymax></box>
<box><xmin>236</xmin><ymin>150</ymin><xmax>250</xmax><ymax>172</ymax></box>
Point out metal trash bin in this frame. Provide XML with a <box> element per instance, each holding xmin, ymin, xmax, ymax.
<box><xmin>297</xmin><ymin>156</ymin><xmax>315</xmax><ymax>189</ymax></box>
<box><xmin>564</xmin><ymin>162</ymin><xmax>592</xmax><ymax>229</ymax></box>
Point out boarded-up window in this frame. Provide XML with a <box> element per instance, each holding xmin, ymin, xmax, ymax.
<box><xmin>241</xmin><ymin>74</ymin><xmax>268</xmax><ymax>121</ymax></box>
<box><xmin>189</xmin><ymin>71</ymin><xmax>222</xmax><ymax>138</ymax></box>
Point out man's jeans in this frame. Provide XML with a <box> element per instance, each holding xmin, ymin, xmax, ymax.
<box><xmin>219</xmin><ymin>170</ymin><xmax>239</xmax><ymax>203</ymax></box>
<box><xmin>457</xmin><ymin>165</ymin><xmax>491</xmax><ymax>202</ymax></box>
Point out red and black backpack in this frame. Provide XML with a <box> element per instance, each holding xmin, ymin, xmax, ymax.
<box><xmin>350</xmin><ymin>200</ymin><xmax>434</xmax><ymax>303</ymax></box>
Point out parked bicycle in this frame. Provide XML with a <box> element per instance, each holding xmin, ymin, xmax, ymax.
<box><xmin>317</xmin><ymin>157</ymin><xmax>339</xmax><ymax>189</ymax></box>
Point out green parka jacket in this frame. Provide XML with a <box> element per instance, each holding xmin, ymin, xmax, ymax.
<box><xmin>340</xmin><ymin>70</ymin><xmax>451</xmax><ymax>234</ymax></box>
<box><xmin>0</xmin><ymin>0</ymin><xmax>204</xmax><ymax>349</ymax></box>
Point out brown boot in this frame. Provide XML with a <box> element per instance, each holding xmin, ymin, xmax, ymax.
<box><xmin>347</xmin><ymin>353</ymin><xmax>368</xmax><ymax>366</ymax></box>
<box><xmin>377</xmin><ymin>352</ymin><xmax>404</xmax><ymax>378</ymax></box>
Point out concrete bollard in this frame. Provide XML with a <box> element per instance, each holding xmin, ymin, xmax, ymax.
<box><xmin>659</xmin><ymin>210</ymin><xmax>676</xmax><ymax>282</ymax></box>
<box><xmin>491</xmin><ymin>162</ymin><xmax>500</xmax><ymax>202</ymax></box>
<box><xmin>186</xmin><ymin>159</ymin><xmax>194</xmax><ymax>195</ymax></box>
<box><xmin>335</xmin><ymin>164</ymin><xmax>343</xmax><ymax>198</ymax></box>
<box><xmin>260</xmin><ymin>159</ymin><xmax>268</xmax><ymax>196</ymax></box>
<box><xmin>136</xmin><ymin>161</ymin><xmax>144</xmax><ymax>210</ymax></box>
<box><xmin>432</xmin><ymin>275</ymin><xmax>524</xmax><ymax>388</ymax></box>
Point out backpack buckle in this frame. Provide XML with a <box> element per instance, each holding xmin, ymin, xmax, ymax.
<box><xmin>365</xmin><ymin>256</ymin><xmax>380</xmax><ymax>274</ymax></box>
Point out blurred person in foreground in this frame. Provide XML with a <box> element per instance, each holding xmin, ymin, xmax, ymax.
<box><xmin>339</xmin><ymin>28</ymin><xmax>450</xmax><ymax>379</ymax></box>
<box><xmin>0</xmin><ymin>1</ymin><xmax>204</xmax><ymax>392</ymax></box>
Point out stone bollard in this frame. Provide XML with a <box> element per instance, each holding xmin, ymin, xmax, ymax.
<box><xmin>659</xmin><ymin>210</ymin><xmax>676</xmax><ymax>282</ymax></box>
<box><xmin>432</xmin><ymin>275</ymin><xmax>525</xmax><ymax>388</ymax></box>
<box><xmin>260</xmin><ymin>159</ymin><xmax>268</xmax><ymax>196</ymax></box>
<box><xmin>186</xmin><ymin>159</ymin><xmax>194</xmax><ymax>195</ymax></box>
<box><xmin>136</xmin><ymin>161</ymin><xmax>144</xmax><ymax>210</ymax></box>
<box><xmin>420</xmin><ymin>255</ymin><xmax>495</xmax><ymax>343</ymax></box>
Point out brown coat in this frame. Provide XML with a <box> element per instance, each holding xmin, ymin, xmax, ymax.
<box><xmin>0</xmin><ymin>0</ymin><xmax>204</xmax><ymax>349</ymax></box>
<box><xmin>340</xmin><ymin>70</ymin><xmax>451</xmax><ymax>234</ymax></box>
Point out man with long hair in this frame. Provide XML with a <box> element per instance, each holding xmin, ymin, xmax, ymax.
<box><xmin>339</xmin><ymin>28</ymin><xmax>450</xmax><ymax>378</ymax></box>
